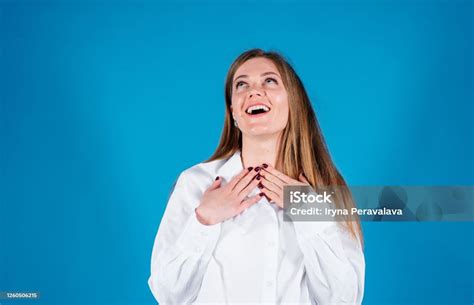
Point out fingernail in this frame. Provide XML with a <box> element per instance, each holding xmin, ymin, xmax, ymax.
<box><xmin>254</xmin><ymin>166</ymin><xmax>261</xmax><ymax>172</ymax></box>
<box><xmin>262</xmin><ymin>163</ymin><xmax>268</xmax><ymax>168</ymax></box>
<box><xmin>258</xmin><ymin>182</ymin><xmax>263</xmax><ymax>188</ymax></box>
<box><xmin>259</xmin><ymin>192</ymin><xmax>265</xmax><ymax>197</ymax></box>
<box><xmin>256</xmin><ymin>174</ymin><xmax>261</xmax><ymax>180</ymax></box>
<box><xmin>215</xmin><ymin>176</ymin><xmax>219</xmax><ymax>180</ymax></box>
<box><xmin>247</xmin><ymin>166</ymin><xmax>253</xmax><ymax>171</ymax></box>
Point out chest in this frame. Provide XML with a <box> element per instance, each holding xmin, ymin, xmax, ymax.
<box><xmin>213</xmin><ymin>200</ymin><xmax>303</xmax><ymax>263</ymax></box>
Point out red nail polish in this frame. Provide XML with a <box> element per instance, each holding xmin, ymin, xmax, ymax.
<box><xmin>259</xmin><ymin>192</ymin><xmax>265</xmax><ymax>197</ymax></box>
<box><xmin>215</xmin><ymin>176</ymin><xmax>219</xmax><ymax>180</ymax></box>
<box><xmin>247</xmin><ymin>166</ymin><xmax>253</xmax><ymax>171</ymax></box>
<box><xmin>258</xmin><ymin>182</ymin><xmax>263</xmax><ymax>188</ymax></box>
<box><xmin>262</xmin><ymin>163</ymin><xmax>268</xmax><ymax>168</ymax></box>
<box><xmin>256</xmin><ymin>174</ymin><xmax>261</xmax><ymax>180</ymax></box>
<box><xmin>254</xmin><ymin>166</ymin><xmax>261</xmax><ymax>172</ymax></box>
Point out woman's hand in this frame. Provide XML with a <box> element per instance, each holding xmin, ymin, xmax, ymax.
<box><xmin>195</xmin><ymin>168</ymin><xmax>263</xmax><ymax>225</ymax></box>
<box><xmin>258</xmin><ymin>164</ymin><xmax>310</xmax><ymax>209</ymax></box>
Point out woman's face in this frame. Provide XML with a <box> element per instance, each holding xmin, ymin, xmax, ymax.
<box><xmin>231</xmin><ymin>57</ymin><xmax>289</xmax><ymax>138</ymax></box>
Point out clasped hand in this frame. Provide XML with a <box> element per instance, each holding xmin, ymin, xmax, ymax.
<box><xmin>195</xmin><ymin>164</ymin><xmax>310</xmax><ymax>225</ymax></box>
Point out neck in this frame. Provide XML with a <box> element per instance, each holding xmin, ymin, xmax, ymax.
<box><xmin>241</xmin><ymin>133</ymin><xmax>281</xmax><ymax>168</ymax></box>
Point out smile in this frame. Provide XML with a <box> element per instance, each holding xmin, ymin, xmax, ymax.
<box><xmin>245</xmin><ymin>104</ymin><xmax>271</xmax><ymax>116</ymax></box>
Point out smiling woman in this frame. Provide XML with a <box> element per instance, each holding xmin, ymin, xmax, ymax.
<box><xmin>148</xmin><ymin>49</ymin><xmax>365</xmax><ymax>305</ymax></box>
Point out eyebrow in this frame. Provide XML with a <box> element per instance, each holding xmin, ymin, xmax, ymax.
<box><xmin>233</xmin><ymin>72</ymin><xmax>280</xmax><ymax>84</ymax></box>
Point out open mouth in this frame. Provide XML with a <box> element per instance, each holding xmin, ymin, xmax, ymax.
<box><xmin>245</xmin><ymin>104</ymin><xmax>271</xmax><ymax>116</ymax></box>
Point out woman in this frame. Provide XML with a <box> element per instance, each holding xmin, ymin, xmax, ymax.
<box><xmin>148</xmin><ymin>49</ymin><xmax>365</xmax><ymax>305</ymax></box>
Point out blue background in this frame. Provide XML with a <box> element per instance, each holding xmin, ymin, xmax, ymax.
<box><xmin>1</xmin><ymin>0</ymin><xmax>473</xmax><ymax>304</ymax></box>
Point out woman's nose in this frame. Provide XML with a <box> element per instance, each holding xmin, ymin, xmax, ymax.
<box><xmin>248</xmin><ymin>87</ymin><xmax>264</xmax><ymax>99</ymax></box>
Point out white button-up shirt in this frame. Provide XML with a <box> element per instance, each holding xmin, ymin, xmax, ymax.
<box><xmin>148</xmin><ymin>151</ymin><xmax>365</xmax><ymax>305</ymax></box>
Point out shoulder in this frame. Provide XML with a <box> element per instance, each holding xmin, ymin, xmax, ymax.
<box><xmin>165</xmin><ymin>156</ymin><xmax>234</xmax><ymax>207</ymax></box>
<box><xmin>175</xmin><ymin>158</ymin><xmax>228</xmax><ymax>188</ymax></box>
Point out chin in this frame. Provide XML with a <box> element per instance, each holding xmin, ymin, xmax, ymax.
<box><xmin>243</xmin><ymin>127</ymin><xmax>283</xmax><ymax>138</ymax></box>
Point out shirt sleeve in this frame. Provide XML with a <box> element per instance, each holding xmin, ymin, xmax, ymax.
<box><xmin>148</xmin><ymin>172</ymin><xmax>222</xmax><ymax>305</ymax></box>
<box><xmin>293</xmin><ymin>220</ymin><xmax>365</xmax><ymax>305</ymax></box>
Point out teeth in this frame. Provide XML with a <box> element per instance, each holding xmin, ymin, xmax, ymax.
<box><xmin>246</xmin><ymin>105</ymin><xmax>270</xmax><ymax>114</ymax></box>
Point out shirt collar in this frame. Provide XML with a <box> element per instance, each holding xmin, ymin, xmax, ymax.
<box><xmin>216</xmin><ymin>150</ymin><xmax>244</xmax><ymax>183</ymax></box>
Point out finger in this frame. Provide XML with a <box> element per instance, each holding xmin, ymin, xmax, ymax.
<box><xmin>258</xmin><ymin>179</ymin><xmax>280</xmax><ymax>201</ymax></box>
<box><xmin>260</xmin><ymin>191</ymin><xmax>277</xmax><ymax>204</ymax></box>
<box><xmin>207</xmin><ymin>176</ymin><xmax>222</xmax><ymax>191</ymax></box>
<box><xmin>233</xmin><ymin>168</ymin><xmax>258</xmax><ymax>192</ymax></box>
<box><xmin>261</xmin><ymin>165</ymin><xmax>302</xmax><ymax>188</ymax></box>
<box><xmin>261</xmin><ymin>164</ymin><xmax>290</xmax><ymax>184</ymax></box>
<box><xmin>259</xmin><ymin>177</ymin><xmax>280</xmax><ymax>194</ymax></box>
<box><xmin>265</xmin><ymin>189</ymin><xmax>283</xmax><ymax>206</ymax></box>
<box><xmin>237</xmin><ymin>175</ymin><xmax>261</xmax><ymax>199</ymax></box>
<box><xmin>237</xmin><ymin>193</ymin><xmax>263</xmax><ymax>214</ymax></box>
<box><xmin>228</xmin><ymin>167</ymin><xmax>254</xmax><ymax>190</ymax></box>
<box><xmin>260</xmin><ymin>171</ymin><xmax>283</xmax><ymax>190</ymax></box>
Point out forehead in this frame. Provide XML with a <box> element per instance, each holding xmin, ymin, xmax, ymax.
<box><xmin>234</xmin><ymin>57</ymin><xmax>280</xmax><ymax>79</ymax></box>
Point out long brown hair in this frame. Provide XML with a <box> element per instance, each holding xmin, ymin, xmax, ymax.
<box><xmin>208</xmin><ymin>49</ymin><xmax>362</xmax><ymax>242</ymax></box>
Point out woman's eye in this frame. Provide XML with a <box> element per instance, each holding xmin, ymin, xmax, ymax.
<box><xmin>265</xmin><ymin>78</ymin><xmax>278</xmax><ymax>85</ymax></box>
<box><xmin>235</xmin><ymin>81</ymin><xmax>246</xmax><ymax>89</ymax></box>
